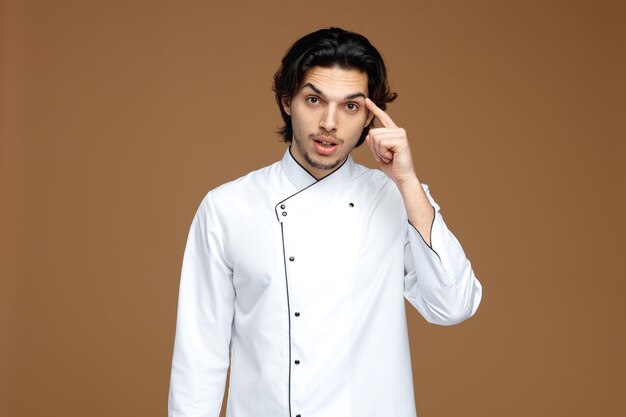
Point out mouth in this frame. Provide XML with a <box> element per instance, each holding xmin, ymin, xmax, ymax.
<box><xmin>314</xmin><ymin>139</ymin><xmax>335</xmax><ymax>147</ymax></box>
<box><xmin>312</xmin><ymin>136</ymin><xmax>338</xmax><ymax>155</ymax></box>
<box><xmin>313</xmin><ymin>136</ymin><xmax>338</xmax><ymax>146</ymax></box>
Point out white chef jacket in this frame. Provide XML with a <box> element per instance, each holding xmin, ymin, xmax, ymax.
<box><xmin>168</xmin><ymin>148</ymin><xmax>482</xmax><ymax>417</ymax></box>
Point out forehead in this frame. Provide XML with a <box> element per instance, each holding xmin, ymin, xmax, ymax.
<box><xmin>301</xmin><ymin>66</ymin><xmax>368</xmax><ymax>95</ymax></box>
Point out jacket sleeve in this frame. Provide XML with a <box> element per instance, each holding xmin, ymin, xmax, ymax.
<box><xmin>168</xmin><ymin>193</ymin><xmax>235</xmax><ymax>417</ymax></box>
<box><xmin>403</xmin><ymin>184</ymin><xmax>482</xmax><ymax>325</ymax></box>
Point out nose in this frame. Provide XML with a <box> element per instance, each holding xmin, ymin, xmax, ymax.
<box><xmin>319</xmin><ymin>104</ymin><xmax>338</xmax><ymax>132</ymax></box>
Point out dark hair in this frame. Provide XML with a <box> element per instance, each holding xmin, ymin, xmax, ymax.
<box><xmin>272</xmin><ymin>27</ymin><xmax>397</xmax><ymax>147</ymax></box>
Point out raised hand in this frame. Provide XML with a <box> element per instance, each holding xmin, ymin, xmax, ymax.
<box><xmin>364</xmin><ymin>98</ymin><xmax>417</xmax><ymax>186</ymax></box>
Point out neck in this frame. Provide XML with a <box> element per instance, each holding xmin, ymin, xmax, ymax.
<box><xmin>288</xmin><ymin>146</ymin><xmax>348</xmax><ymax>180</ymax></box>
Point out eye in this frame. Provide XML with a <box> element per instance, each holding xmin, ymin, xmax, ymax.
<box><xmin>306</xmin><ymin>96</ymin><xmax>320</xmax><ymax>105</ymax></box>
<box><xmin>346</xmin><ymin>102</ymin><xmax>359</xmax><ymax>112</ymax></box>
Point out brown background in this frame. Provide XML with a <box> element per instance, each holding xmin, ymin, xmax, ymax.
<box><xmin>2</xmin><ymin>0</ymin><xmax>625</xmax><ymax>416</ymax></box>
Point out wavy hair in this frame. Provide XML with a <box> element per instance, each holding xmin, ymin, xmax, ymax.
<box><xmin>272</xmin><ymin>27</ymin><xmax>397</xmax><ymax>147</ymax></box>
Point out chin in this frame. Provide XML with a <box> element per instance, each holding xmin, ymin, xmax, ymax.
<box><xmin>304</xmin><ymin>153</ymin><xmax>344</xmax><ymax>171</ymax></box>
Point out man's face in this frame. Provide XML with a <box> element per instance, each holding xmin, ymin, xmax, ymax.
<box><xmin>282</xmin><ymin>66</ymin><xmax>374</xmax><ymax>179</ymax></box>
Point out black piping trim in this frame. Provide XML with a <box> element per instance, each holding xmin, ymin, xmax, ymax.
<box><xmin>280</xmin><ymin>223</ymin><xmax>293</xmax><ymax>417</ymax></box>
<box><xmin>274</xmin><ymin>146</ymin><xmax>354</xmax><ymax>417</ymax></box>
<box><xmin>408</xmin><ymin>205</ymin><xmax>442</xmax><ymax>262</ymax></box>
<box><xmin>274</xmin><ymin>181</ymin><xmax>318</xmax><ymax>222</ymax></box>
<box><xmin>288</xmin><ymin>146</ymin><xmax>317</xmax><ymax>180</ymax></box>
<box><xmin>317</xmin><ymin>155</ymin><xmax>349</xmax><ymax>181</ymax></box>
<box><xmin>275</xmin><ymin>148</ymin><xmax>351</xmax><ymax>415</ymax></box>
<box><xmin>274</xmin><ymin>149</ymin><xmax>350</xmax><ymax>222</ymax></box>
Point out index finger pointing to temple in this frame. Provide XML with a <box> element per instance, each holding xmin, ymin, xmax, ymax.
<box><xmin>365</xmin><ymin>98</ymin><xmax>397</xmax><ymax>128</ymax></box>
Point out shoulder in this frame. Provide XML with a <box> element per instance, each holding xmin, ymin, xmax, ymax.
<box><xmin>351</xmin><ymin>161</ymin><xmax>398</xmax><ymax>196</ymax></box>
<box><xmin>350</xmin><ymin>161</ymin><xmax>434</xmax><ymax>213</ymax></box>
<box><xmin>352</xmin><ymin>161</ymin><xmax>432</xmax><ymax>196</ymax></box>
<box><xmin>198</xmin><ymin>160</ymin><xmax>280</xmax><ymax>213</ymax></box>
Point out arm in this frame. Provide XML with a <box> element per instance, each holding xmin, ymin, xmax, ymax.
<box><xmin>402</xmin><ymin>182</ymin><xmax>482</xmax><ymax>325</ymax></box>
<box><xmin>168</xmin><ymin>193</ymin><xmax>235</xmax><ymax>417</ymax></box>
<box><xmin>396</xmin><ymin>174</ymin><xmax>435</xmax><ymax>246</ymax></box>
<box><xmin>364</xmin><ymin>98</ymin><xmax>482</xmax><ymax>325</ymax></box>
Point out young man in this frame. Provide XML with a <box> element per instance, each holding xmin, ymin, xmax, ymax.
<box><xmin>168</xmin><ymin>27</ymin><xmax>482</xmax><ymax>417</ymax></box>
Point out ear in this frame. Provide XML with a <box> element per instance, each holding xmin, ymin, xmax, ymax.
<box><xmin>281</xmin><ymin>97</ymin><xmax>291</xmax><ymax>116</ymax></box>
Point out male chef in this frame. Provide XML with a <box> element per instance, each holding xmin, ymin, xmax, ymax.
<box><xmin>168</xmin><ymin>27</ymin><xmax>482</xmax><ymax>417</ymax></box>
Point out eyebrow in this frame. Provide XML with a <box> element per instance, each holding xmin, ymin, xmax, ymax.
<box><xmin>302</xmin><ymin>82</ymin><xmax>366</xmax><ymax>101</ymax></box>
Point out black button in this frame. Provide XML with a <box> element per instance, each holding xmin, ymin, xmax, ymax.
<box><xmin>282</xmin><ymin>211</ymin><xmax>287</xmax><ymax>216</ymax></box>
<box><xmin>296</xmin><ymin>415</ymin><xmax>301</xmax><ymax>417</ymax></box>
<box><xmin>295</xmin><ymin>312</ymin><xmax>300</xmax><ymax>317</ymax></box>
<box><xmin>280</xmin><ymin>204</ymin><xmax>286</xmax><ymax>209</ymax></box>
<box><xmin>289</xmin><ymin>256</ymin><xmax>295</xmax><ymax>262</ymax></box>
<box><xmin>349</xmin><ymin>202</ymin><xmax>354</xmax><ymax>207</ymax></box>
<box><xmin>295</xmin><ymin>360</ymin><xmax>300</xmax><ymax>365</ymax></box>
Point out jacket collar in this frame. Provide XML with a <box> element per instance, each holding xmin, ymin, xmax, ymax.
<box><xmin>276</xmin><ymin>146</ymin><xmax>358</xmax><ymax>223</ymax></box>
<box><xmin>280</xmin><ymin>146</ymin><xmax>356</xmax><ymax>190</ymax></box>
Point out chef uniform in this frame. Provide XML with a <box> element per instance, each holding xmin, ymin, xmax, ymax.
<box><xmin>168</xmin><ymin>147</ymin><xmax>482</xmax><ymax>417</ymax></box>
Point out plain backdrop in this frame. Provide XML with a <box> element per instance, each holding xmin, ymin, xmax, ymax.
<box><xmin>1</xmin><ymin>1</ymin><xmax>625</xmax><ymax>416</ymax></box>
